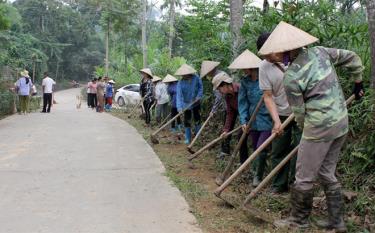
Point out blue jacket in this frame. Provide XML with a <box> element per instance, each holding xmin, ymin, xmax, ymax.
<box><xmin>106</xmin><ymin>83</ymin><xmax>114</xmax><ymax>98</ymax></box>
<box><xmin>238</xmin><ymin>76</ymin><xmax>272</xmax><ymax>131</ymax></box>
<box><xmin>167</xmin><ymin>82</ymin><xmax>178</xmax><ymax>108</ymax></box>
<box><xmin>176</xmin><ymin>75</ymin><xmax>203</xmax><ymax>111</ymax></box>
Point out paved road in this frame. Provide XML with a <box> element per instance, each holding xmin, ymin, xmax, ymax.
<box><xmin>0</xmin><ymin>88</ymin><xmax>201</xmax><ymax>233</ymax></box>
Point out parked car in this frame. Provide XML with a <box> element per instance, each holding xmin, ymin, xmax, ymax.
<box><xmin>114</xmin><ymin>84</ymin><xmax>141</xmax><ymax>107</ymax></box>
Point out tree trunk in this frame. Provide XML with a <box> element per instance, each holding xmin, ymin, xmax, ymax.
<box><xmin>105</xmin><ymin>19</ymin><xmax>110</xmax><ymax>76</ymax></box>
<box><xmin>230</xmin><ymin>0</ymin><xmax>244</xmax><ymax>59</ymax></box>
<box><xmin>141</xmin><ymin>0</ymin><xmax>148</xmax><ymax>67</ymax></box>
<box><xmin>168</xmin><ymin>0</ymin><xmax>176</xmax><ymax>59</ymax></box>
<box><xmin>367</xmin><ymin>0</ymin><xmax>375</xmax><ymax>88</ymax></box>
<box><xmin>263</xmin><ymin>0</ymin><xmax>269</xmax><ymax>13</ymax></box>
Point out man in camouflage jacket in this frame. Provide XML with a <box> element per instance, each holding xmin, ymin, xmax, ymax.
<box><xmin>259</xmin><ymin>22</ymin><xmax>364</xmax><ymax>232</ymax></box>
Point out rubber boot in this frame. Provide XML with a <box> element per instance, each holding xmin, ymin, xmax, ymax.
<box><xmin>194</xmin><ymin>124</ymin><xmax>201</xmax><ymax>135</ymax></box>
<box><xmin>315</xmin><ymin>183</ymin><xmax>347</xmax><ymax>232</ymax></box>
<box><xmin>184</xmin><ymin>127</ymin><xmax>192</xmax><ymax>145</ymax></box>
<box><xmin>274</xmin><ymin>186</ymin><xmax>314</xmax><ymax>229</ymax></box>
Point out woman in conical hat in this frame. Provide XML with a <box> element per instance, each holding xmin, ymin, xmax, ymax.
<box><xmin>163</xmin><ymin>74</ymin><xmax>182</xmax><ymax>132</ymax></box>
<box><xmin>174</xmin><ymin>64</ymin><xmax>203</xmax><ymax>144</ymax></box>
<box><xmin>260</xmin><ymin>21</ymin><xmax>364</xmax><ymax>232</ymax></box>
<box><xmin>139</xmin><ymin>68</ymin><xmax>154</xmax><ymax>126</ymax></box>
<box><xmin>15</xmin><ymin>70</ymin><xmax>33</xmax><ymax>114</ymax></box>
<box><xmin>229</xmin><ymin>49</ymin><xmax>272</xmax><ymax>188</ymax></box>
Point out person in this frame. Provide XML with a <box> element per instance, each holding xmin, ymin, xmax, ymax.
<box><xmin>88</xmin><ymin>78</ymin><xmax>97</xmax><ymax>109</ymax></box>
<box><xmin>41</xmin><ymin>72</ymin><xmax>56</xmax><ymax>113</ymax></box>
<box><xmin>200</xmin><ymin>61</ymin><xmax>228</xmax><ymax>159</ymax></box>
<box><xmin>15</xmin><ymin>70</ymin><xmax>33</xmax><ymax>115</ymax></box>
<box><xmin>96</xmin><ymin>77</ymin><xmax>106</xmax><ymax>112</ymax></box>
<box><xmin>228</xmin><ymin>49</ymin><xmax>273</xmax><ymax>187</ymax></box>
<box><xmin>257</xmin><ymin>32</ymin><xmax>302</xmax><ymax>193</ymax></box>
<box><xmin>163</xmin><ymin>74</ymin><xmax>182</xmax><ymax>132</ymax></box>
<box><xmin>139</xmin><ymin>68</ymin><xmax>154</xmax><ymax>126</ymax></box>
<box><xmin>153</xmin><ymin>76</ymin><xmax>170</xmax><ymax>123</ymax></box>
<box><xmin>259</xmin><ymin>21</ymin><xmax>364</xmax><ymax>231</ymax></box>
<box><xmin>105</xmin><ymin>80</ymin><xmax>115</xmax><ymax>111</ymax></box>
<box><xmin>87</xmin><ymin>80</ymin><xmax>92</xmax><ymax>108</ymax></box>
<box><xmin>175</xmin><ymin>64</ymin><xmax>203</xmax><ymax>144</ymax></box>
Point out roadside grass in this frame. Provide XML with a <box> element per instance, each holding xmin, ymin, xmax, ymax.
<box><xmin>110</xmin><ymin>108</ymin><xmax>373</xmax><ymax>233</ymax></box>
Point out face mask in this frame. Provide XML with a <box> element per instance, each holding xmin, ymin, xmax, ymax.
<box><xmin>283</xmin><ymin>52</ymin><xmax>290</xmax><ymax>66</ymax></box>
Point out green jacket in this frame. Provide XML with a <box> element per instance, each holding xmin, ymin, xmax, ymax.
<box><xmin>284</xmin><ymin>46</ymin><xmax>363</xmax><ymax>142</ymax></box>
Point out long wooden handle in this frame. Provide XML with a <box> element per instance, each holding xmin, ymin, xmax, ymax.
<box><xmin>151</xmin><ymin>99</ymin><xmax>199</xmax><ymax>137</ymax></box>
<box><xmin>188</xmin><ymin>125</ymin><xmax>242</xmax><ymax>161</ymax></box>
<box><xmin>187</xmin><ymin>113</ymin><xmax>213</xmax><ymax>149</ymax></box>
<box><xmin>157</xmin><ymin>113</ymin><xmax>172</xmax><ymax>128</ymax></box>
<box><xmin>219</xmin><ymin>96</ymin><xmax>264</xmax><ymax>182</ymax></box>
<box><xmin>214</xmin><ymin>114</ymin><xmax>295</xmax><ymax>196</ymax></box>
<box><xmin>241</xmin><ymin>94</ymin><xmax>356</xmax><ymax>203</ymax></box>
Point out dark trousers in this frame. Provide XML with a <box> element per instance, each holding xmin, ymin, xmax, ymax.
<box><xmin>171</xmin><ymin>107</ymin><xmax>181</xmax><ymax>128</ymax></box>
<box><xmin>271</xmin><ymin>115</ymin><xmax>302</xmax><ymax>191</ymax></box>
<box><xmin>143</xmin><ymin>99</ymin><xmax>153</xmax><ymax>124</ymax></box>
<box><xmin>221</xmin><ymin>111</ymin><xmax>232</xmax><ymax>154</ymax></box>
<box><xmin>184</xmin><ymin>104</ymin><xmax>201</xmax><ymax>128</ymax></box>
<box><xmin>88</xmin><ymin>93</ymin><xmax>97</xmax><ymax>108</ymax></box>
<box><xmin>42</xmin><ymin>93</ymin><xmax>52</xmax><ymax>112</ymax></box>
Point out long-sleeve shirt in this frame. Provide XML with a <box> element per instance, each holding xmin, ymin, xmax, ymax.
<box><xmin>155</xmin><ymin>82</ymin><xmax>169</xmax><ymax>104</ymax></box>
<box><xmin>238</xmin><ymin>76</ymin><xmax>272</xmax><ymax>131</ymax></box>
<box><xmin>176</xmin><ymin>75</ymin><xmax>203</xmax><ymax>111</ymax></box>
<box><xmin>223</xmin><ymin>83</ymin><xmax>240</xmax><ymax>133</ymax></box>
<box><xmin>167</xmin><ymin>82</ymin><xmax>178</xmax><ymax>108</ymax></box>
<box><xmin>140</xmin><ymin>78</ymin><xmax>154</xmax><ymax>102</ymax></box>
<box><xmin>106</xmin><ymin>83</ymin><xmax>114</xmax><ymax>98</ymax></box>
<box><xmin>16</xmin><ymin>77</ymin><xmax>33</xmax><ymax>96</ymax></box>
<box><xmin>284</xmin><ymin>46</ymin><xmax>363</xmax><ymax>142</ymax></box>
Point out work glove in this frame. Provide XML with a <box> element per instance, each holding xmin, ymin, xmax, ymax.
<box><xmin>353</xmin><ymin>82</ymin><xmax>364</xmax><ymax>100</ymax></box>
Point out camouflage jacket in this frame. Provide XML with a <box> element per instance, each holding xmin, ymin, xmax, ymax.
<box><xmin>284</xmin><ymin>46</ymin><xmax>363</xmax><ymax>142</ymax></box>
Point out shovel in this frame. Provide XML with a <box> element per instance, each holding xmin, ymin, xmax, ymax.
<box><xmin>150</xmin><ymin>99</ymin><xmax>199</xmax><ymax>144</ymax></box>
<box><xmin>215</xmin><ymin>96</ymin><xmax>264</xmax><ymax>186</ymax></box>
<box><xmin>128</xmin><ymin>99</ymin><xmax>143</xmax><ymax>119</ymax></box>
<box><xmin>187</xmin><ymin>112</ymin><xmax>214</xmax><ymax>154</ymax></box>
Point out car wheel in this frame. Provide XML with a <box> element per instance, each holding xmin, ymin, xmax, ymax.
<box><xmin>118</xmin><ymin>97</ymin><xmax>125</xmax><ymax>107</ymax></box>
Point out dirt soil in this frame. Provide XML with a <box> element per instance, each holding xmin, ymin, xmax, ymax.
<box><xmin>111</xmin><ymin>109</ymin><xmax>367</xmax><ymax>233</ymax></box>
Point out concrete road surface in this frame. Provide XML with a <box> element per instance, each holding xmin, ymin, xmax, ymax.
<box><xmin>0</xmin><ymin>88</ymin><xmax>202</xmax><ymax>233</ymax></box>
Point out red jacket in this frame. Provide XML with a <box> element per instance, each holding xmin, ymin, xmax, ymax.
<box><xmin>223</xmin><ymin>83</ymin><xmax>240</xmax><ymax>133</ymax></box>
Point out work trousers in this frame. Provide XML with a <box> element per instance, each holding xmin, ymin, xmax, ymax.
<box><xmin>143</xmin><ymin>99</ymin><xmax>153</xmax><ymax>124</ymax></box>
<box><xmin>249</xmin><ymin>130</ymin><xmax>272</xmax><ymax>179</ymax></box>
<box><xmin>184</xmin><ymin>104</ymin><xmax>201</xmax><ymax>128</ymax></box>
<box><xmin>170</xmin><ymin>107</ymin><xmax>181</xmax><ymax>128</ymax></box>
<box><xmin>295</xmin><ymin>135</ymin><xmax>347</xmax><ymax>191</ymax></box>
<box><xmin>19</xmin><ymin>95</ymin><xmax>30</xmax><ymax>113</ymax></box>
<box><xmin>271</xmin><ymin>116</ymin><xmax>302</xmax><ymax>192</ymax></box>
<box><xmin>88</xmin><ymin>93</ymin><xmax>97</xmax><ymax>108</ymax></box>
<box><xmin>42</xmin><ymin>93</ymin><xmax>52</xmax><ymax>113</ymax></box>
<box><xmin>156</xmin><ymin>103</ymin><xmax>169</xmax><ymax>123</ymax></box>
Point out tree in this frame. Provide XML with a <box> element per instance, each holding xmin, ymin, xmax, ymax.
<box><xmin>161</xmin><ymin>0</ymin><xmax>182</xmax><ymax>58</ymax></box>
<box><xmin>141</xmin><ymin>0</ymin><xmax>148</xmax><ymax>67</ymax></box>
<box><xmin>230</xmin><ymin>0</ymin><xmax>244</xmax><ymax>58</ymax></box>
<box><xmin>367</xmin><ymin>0</ymin><xmax>375</xmax><ymax>88</ymax></box>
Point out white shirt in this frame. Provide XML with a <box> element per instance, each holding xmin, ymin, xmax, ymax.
<box><xmin>42</xmin><ymin>77</ymin><xmax>56</xmax><ymax>94</ymax></box>
<box><xmin>155</xmin><ymin>82</ymin><xmax>169</xmax><ymax>105</ymax></box>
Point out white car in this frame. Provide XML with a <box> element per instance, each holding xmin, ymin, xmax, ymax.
<box><xmin>114</xmin><ymin>84</ymin><xmax>142</xmax><ymax>107</ymax></box>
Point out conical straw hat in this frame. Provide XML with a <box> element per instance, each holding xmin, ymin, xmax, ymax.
<box><xmin>175</xmin><ymin>64</ymin><xmax>197</xmax><ymax>76</ymax></box>
<box><xmin>152</xmin><ymin>76</ymin><xmax>162</xmax><ymax>82</ymax></box>
<box><xmin>200</xmin><ymin>60</ymin><xmax>220</xmax><ymax>78</ymax></box>
<box><xmin>140</xmin><ymin>68</ymin><xmax>153</xmax><ymax>78</ymax></box>
<box><xmin>258</xmin><ymin>21</ymin><xmax>319</xmax><ymax>56</ymax></box>
<box><xmin>228</xmin><ymin>50</ymin><xmax>262</xmax><ymax>69</ymax></box>
<box><xmin>163</xmin><ymin>74</ymin><xmax>178</xmax><ymax>83</ymax></box>
<box><xmin>20</xmin><ymin>70</ymin><xmax>30</xmax><ymax>77</ymax></box>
